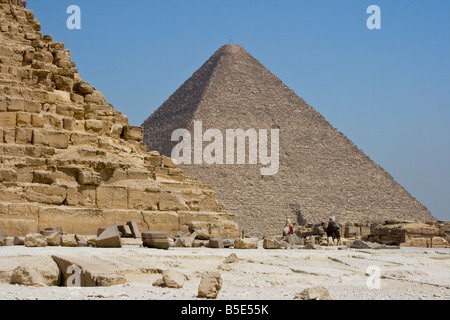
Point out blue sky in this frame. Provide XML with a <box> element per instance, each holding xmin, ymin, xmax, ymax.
<box><xmin>27</xmin><ymin>0</ymin><xmax>450</xmax><ymax>221</ymax></box>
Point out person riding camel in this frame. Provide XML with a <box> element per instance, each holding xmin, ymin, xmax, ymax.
<box><xmin>326</xmin><ymin>214</ymin><xmax>340</xmax><ymax>233</ymax></box>
<box><xmin>283</xmin><ymin>217</ymin><xmax>294</xmax><ymax>236</ymax></box>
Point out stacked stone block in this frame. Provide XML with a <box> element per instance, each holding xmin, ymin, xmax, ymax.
<box><xmin>0</xmin><ymin>0</ymin><xmax>240</xmax><ymax>238</ymax></box>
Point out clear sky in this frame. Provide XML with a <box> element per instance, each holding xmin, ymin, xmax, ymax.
<box><xmin>26</xmin><ymin>0</ymin><xmax>450</xmax><ymax>221</ymax></box>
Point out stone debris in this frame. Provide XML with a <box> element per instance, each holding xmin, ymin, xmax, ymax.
<box><xmin>24</xmin><ymin>233</ymin><xmax>46</xmax><ymax>247</ymax></box>
<box><xmin>9</xmin><ymin>256</ymin><xmax>61</xmax><ymax>287</ymax></box>
<box><xmin>233</xmin><ymin>238</ymin><xmax>258</xmax><ymax>249</ymax></box>
<box><xmin>61</xmin><ymin>234</ymin><xmax>78</xmax><ymax>247</ymax></box>
<box><xmin>295</xmin><ymin>286</ymin><xmax>332</xmax><ymax>300</ymax></box>
<box><xmin>126</xmin><ymin>221</ymin><xmax>141</xmax><ymax>239</ymax></box>
<box><xmin>223</xmin><ymin>253</ymin><xmax>238</xmax><ymax>264</ymax></box>
<box><xmin>95</xmin><ymin>225</ymin><xmax>122</xmax><ymax>248</ymax></box>
<box><xmin>51</xmin><ymin>254</ymin><xmax>126</xmax><ymax>287</ymax></box>
<box><xmin>75</xmin><ymin>234</ymin><xmax>88</xmax><ymax>247</ymax></box>
<box><xmin>13</xmin><ymin>236</ymin><xmax>24</xmax><ymax>245</ymax></box>
<box><xmin>142</xmin><ymin>231</ymin><xmax>170</xmax><ymax>250</ymax></box>
<box><xmin>162</xmin><ymin>269</ymin><xmax>186</xmax><ymax>289</ymax></box>
<box><xmin>198</xmin><ymin>271</ymin><xmax>223</xmax><ymax>299</ymax></box>
<box><xmin>45</xmin><ymin>232</ymin><xmax>62</xmax><ymax>246</ymax></box>
<box><xmin>118</xmin><ymin>224</ymin><xmax>132</xmax><ymax>238</ymax></box>
<box><xmin>207</xmin><ymin>238</ymin><xmax>224</xmax><ymax>248</ymax></box>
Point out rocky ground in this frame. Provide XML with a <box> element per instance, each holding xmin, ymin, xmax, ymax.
<box><xmin>0</xmin><ymin>242</ymin><xmax>449</xmax><ymax>300</ymax></box>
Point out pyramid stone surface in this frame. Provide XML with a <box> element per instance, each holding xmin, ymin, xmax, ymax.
<box><xmin>0</xmin><ymin>0</ymin><xmax>239</xmax><ymax>237</ymax></box>
<box><xmin>142</xmin><ymin>44</ymin><xmax>435</xmax><ymax>237</ymax></box>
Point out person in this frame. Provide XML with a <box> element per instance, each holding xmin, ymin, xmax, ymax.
<box><xmin>286</xmin><ymin>217</ymin><xmax>294</xmax><ymax>234</ymax></box>
<box><xmin>326</xmin><ymin>214</ymin><xmax>339</xmax><ymax>233</ymax></box>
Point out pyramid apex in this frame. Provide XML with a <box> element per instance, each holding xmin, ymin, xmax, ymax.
<box><xmin>217</xmin><ymin>44</ymin><xmax>247</xmax><ymax>55</ymax></box>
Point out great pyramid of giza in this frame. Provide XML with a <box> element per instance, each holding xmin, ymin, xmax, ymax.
<box><xmin>142</xmin><ymin>44</ymin><xmax>435</xmax><ymax>237</ymax></box>
<box><xmin>0</xmin><ymin>0</ymin><xmax>239</xmax><ymax>238</ymax></box>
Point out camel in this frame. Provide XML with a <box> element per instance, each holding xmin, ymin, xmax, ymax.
<box><xmin>322</xmin><ymin>222</ymin><xmax>341</xmax><ymax>246</ymax></box>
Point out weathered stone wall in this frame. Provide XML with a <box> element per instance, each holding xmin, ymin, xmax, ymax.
<box><xmin>0</xmin><ymin>0</ymin><xmax>240</xmax><ymax>237</ymax></box>
<box><xmin>142</xmin><ymin>44</ymin><xmax>436</xmax><ymax>237</ymax></box>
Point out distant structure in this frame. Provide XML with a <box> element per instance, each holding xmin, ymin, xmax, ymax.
<box><xmin>142</xmin><ymin>44</ymin><xmax>435</xmax><ymax>237</ymax></box>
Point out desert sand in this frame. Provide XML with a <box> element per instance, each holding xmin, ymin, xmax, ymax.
<box><xmin>0</xmin><ymin>241</ymin><xmax>449</xmax><ymax>300</ymax></box>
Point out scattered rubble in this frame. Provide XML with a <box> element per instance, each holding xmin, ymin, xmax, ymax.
<box><xmin>198</xmin><ymin>271</ymin><xmax>223</xmax><ymax>299</ymax></box>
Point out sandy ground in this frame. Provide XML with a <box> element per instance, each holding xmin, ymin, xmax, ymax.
<box><xmin>0</xmin><ymin>241</ymin><xmax>449</xmax><ymax>300</ymax></box>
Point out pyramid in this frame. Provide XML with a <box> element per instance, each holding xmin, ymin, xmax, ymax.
<box><xmin>142</xmin><ymin>44</ymin><xmax>435</xmax><ymax>237</ymax></box>
<box><xmin>0</xmin><ymin>0</ymin><xmax>239</xmax><ymax>238</ymax></box>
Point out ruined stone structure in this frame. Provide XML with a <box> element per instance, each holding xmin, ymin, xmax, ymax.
<box><xmin>0</xmin><ymin>0</ymin><xmax>239</xmax><ymax>237</ymax></box>
<box><xmin>142</xmin><ymin>44</ymin><xmax>436</xmax><ymax>237</ymax></box>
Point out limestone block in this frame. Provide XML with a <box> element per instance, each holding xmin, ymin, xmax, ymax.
<box><xmin>61</xmin><ymin>234</ymin><xmax>78</xmax><ymax>247</ymax></box>
<box><xmin>223</xmin><ymin>221</ymin><xmax>240</xmax><ymax>239</ymax></box>
<box><xmin>141</xmin><ymin>211</ymin><xmax>178</xmax><ymax>235</ymax></box>
<box><xmin>161</xmin><ymin>156</ymin><xmax>177</xmax><ymax>168</ymax></box>
<box><xmin>32</xmin><ymin>171</ymin><xmax>55</xmax><ymax>184</ymax></box>
<box><xmin>207</xmin><ymin>238</ymin><xmax>224</xmax><ymax>248</ymax></box>
<box><xmin>13</xmin><ymin>236</ymin><xmax>25</xmax><ymax>245</ymax></box>
<box><xmin>109</xmin><ymin>124</ymin><xmax>123</xmax><ymax>138</ymax></box>
<box><xmin>189</xmin><ymin>221</ymin><xmax>223</xmax><ymax>240</ymax></box>
<box><xmin>10</xmin><ymin>259</ymin><xmax>60</xmax><ymax>287</ymax></box>
<box><xmin>96</xmin><ymin>186</ymin><xmax>128</xmax><ymax>209</ymax></box>
<box><xmin>0</xmin><ymin>168</ymin><xmax>18</xmax><ymax>182</ymax></box>
<box><xmin>84</xmin><ymin>91</ymin><xmax>106</xmax><ymax>104</ymax></box>
<box><xmin>24</xmin><ymin>100</ymin><xmax>41</xmax><ymax>113</ymax></box>
<box><xmin>127</xmin><ymin>220</ymin><xmax>141</xmax><ymax>238</ymax></box>
<box><xmin>38</xmin><ymin>207</ymin><xmax>103</xmax><ymax>235</ymax></box>
<box><xmin>113</xmin><ymin>113</ymin><xmax>128</xmax><ymax>126</ymax></box>
<box><xmin>344</xmin><ymin>225</ymin><xmax>360</xmax><ymax>238</ymax></box>
<box><xmin>144</xmin><ymin>155</ymin><xmax>162</xmax><ymax>167</ymax></box>
<box><xmin>31</xmin><ymin>114</ymin><xmax>43</xmax><ymax>127</ymax></box>
<box><xmin>162</xmin><ymin>269</ymin><xmax>186</xmax><ymax>288</ymax></box>
<box><xmin>3</xmin><ymin>128</ymin><xmax>15</xmax><ymax>143</ymax></box>
<box><xmin>198</xmin><ymin>272</ymin><xmax>223</xmax><ymax>299</ymax></box>
<box><xmin>234</xmin><ymin>238</ymin><xmax>258</xmax><ymax>249</ymax></box>
<box><xmin>142</xmin><ymin>231</ymin><xmax>168</xmax><ymax>240</ymax></box>
<box><xmin>85</xmin><ymin>119</ymin><xmax>104</xmax><ymax>132</ymax></box>
<box><xmin>122</xmin><ymin>126</ymin><xmax>143</xmax><ymax>141</ymax></box>
<box><xmin>128</xmin><ymin>189</ymin><xmax>159</xmax><ymax>211</ymax></box>
<box><xmin>74</xmin><ymin>81</ymin><xmax>94</xmax><ymax>95</ymax></box>
<box><xmin>0</xmin><ymin>98</ymin><xmax>6</xmax><ymax>111</ymax></box>
<box><xmin>51</xmin><ymin>255</ymin><xmax>127</xmax><ymax>287</ymax></box>
<box><xmin>55</xmin><ymin>103</ymin><xmax>74</xmax><ymax>117</ymax></box>
<box><xmin>24</xmin><ymin>233</ymin><xmax>47</xmax><ymax>247</ymax></box>
<box><xmin>0</xmin><ymin>112</ymin><xmax>17</xmax><ymax>127</ymax></box>
<box><xmin>158</xmin><ymin>192</ymin><xmax>189</xmax><ymax>211</ymax></box>
<box><xmin>16</xmin><ymin>112</ymin><xmax>32</xmax><ymax>126</ymax></box>
<box><xmin>53</xmin><ymin>90</ymin><xmax>71</xmax><ymax>103</ymax></box>
<box><xmin>75</xmin><ymin>234</ymin><xmax>88</xmax><ymax>247</ymax></box>
<box><xmin>70</xmin><ymin>132</ymin><xmax>98</xmax><ymax>147</ymax></box>
<box><xmin>295</xmin><ymin>286</ymin><xmax>332</xmax><ymax>300</ymax></box>
<box><xmin>142</xmin><ymin>238</ymin><xmax>170</xmax><ymax>250</ymax></box>
<box><xmin>78</xmin><ymin>171</ymin><xmax>101</xmax><ymax>186</ymax></box>
<box><xmin>96</xmin><ymin>225</ymin><xmax>122</xmax><ymax>248</ymax></box>
<box><xmin>6</xmin><ymin>99</ymin><xmax>24</xmax><ymax>112</ymax></box>
<box><xmin>25</xmin><ymin>185</ymin><xmax>66</xmax><ymax>205</ymax></box>
<box><xmin>263</xmin><ymin>238</ymin><xmax>282</xmax><ymax>249</ymax></box>
<box><xmin>45</xmin><ymin>232</ymin><xmax>62</xmax><ymax>246</ymax></box>
<box><xmin>100</xmin><ymin>210</ymin><xmax>144</xmax><ymax>231</ymax></box>
<box><xmin>118</xmin><ymin>225</ymin><xmax>132</xmax><ymax>238</ymax></box>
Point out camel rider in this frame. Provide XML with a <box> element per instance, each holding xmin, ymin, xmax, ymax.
<box><xmin>284</xmin><ymin>217</ymin><xmax>294</xmax><ymax>235</ymax></box>
<box><xmin>327</xmin><ymin>214</ymin><xmax>340</xmax><ymax>232</ymax></box>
